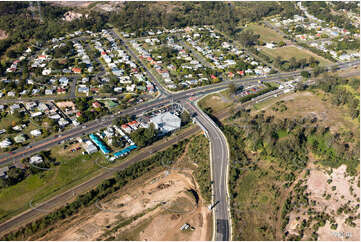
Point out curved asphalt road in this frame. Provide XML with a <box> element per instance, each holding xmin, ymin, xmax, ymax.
<box><xmin>184</xmin><ymin>101</ymin><xmax>231</xmax><ymax>241</ymax></box>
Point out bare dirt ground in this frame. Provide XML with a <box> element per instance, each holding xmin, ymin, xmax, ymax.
<box><xmin>40</xmin><ymin>169</ymin><xmax>211</xmax><ymax>241</ymax></box>
<box><xmin>52</xmin><ymin>1</ymin><xmax>125</xmax><ymax>12</ymax></box>
<box><xmin>51</xmin><ymin>1</ymin><xmax>94</xmax><ymax>8</ymax></box>
<box><xmin>0</xmin><ymin>30</ymin><xmax>7</xmax><ymax>40</ymax></box>
<box><xmin>286</xmin><ymin>164</ymin><xmax>360</xmax><ymax>241</ymax></box>
<box><xmin>63</xmin><ymin>11</ymin><xmax>85</xmax><ymax>22</ymax></box>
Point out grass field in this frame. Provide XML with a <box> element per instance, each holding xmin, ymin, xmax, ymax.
<box><xmin>244</xmin><ymin>23</ymin><xmax>286</xmax><ymax>43</ymax></box>
<box><xmin>0</xmin><ymin>150</ymin><xmax>104</xmax><ymax>223</ymax></box>
<box><xmin>260</xmin><ymin>46</ymin><xmax>332</xmax><ymax>65</ymax></box>
<box><xmin>198</xmin><ymin>92</ymin><xmax>232</xmax><ymax>114</ymax></box>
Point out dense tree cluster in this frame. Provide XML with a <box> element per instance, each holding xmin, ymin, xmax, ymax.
<box><xmin>332</xmin><ymin>1</ymin><xmax>360</xmax><ymax>14</ymax></box>
<box><xmin>129</xmin><ymin>124</ymin><xmax>157</xmax><ymax>148</ymax></box>
<box><xmin>108</xmin><ymin>1</ymin><xmax>284</xmax><ymax>37</ymax></box>
<box><xmin>0</xmin><ymin>150</ymin><xmax>56</xmax><ymax>189</ymax></box>
<box><xmin>279</xmin><ymin>1</ymin><xmax>304</xmax><ymax>19</ymax></box>
<box><xmin>274</xmin><ymin>55</ymin><xmax>320</xmax><ymax>72</ymax></box>
<box><xmin>225</xmin><ymin>107</ymin><xmax>359</xmax><ymax>240</ymax></box>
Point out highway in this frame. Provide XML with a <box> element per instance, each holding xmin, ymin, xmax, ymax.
<box><xmin>184</xmin><ymin>101</ymin><xmax>231</xmax><ymax>241</ymax></box>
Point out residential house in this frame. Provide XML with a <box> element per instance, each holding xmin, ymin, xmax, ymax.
<box><xmin>30</xmin><ymin>155</ymin><xmax>43</xmax><ymax>165</ymax></box>
<box><xmin>0</xmin><ymin>138</ymin><xmax>12</xmax><ymax>148</ymax></box>
<box><xmin>14</xmin><ymin>134</ymin><xmax>26</xmax><ymax>143</ymax></box>
<box><xmin>30</xmin><ymin>129</ymin><xmax>42</xmax><ymax>137</ymax></box>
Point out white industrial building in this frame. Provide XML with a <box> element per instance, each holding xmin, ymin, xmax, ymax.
<box><xmin>150</xmin><ymin>112</ymin><xmax>181</xmax><ymax>135</ymax></box>
<box><xmin>83</xmin><ymin>140</ymin><xmax>98</xmax><ymax>154</ymax></box>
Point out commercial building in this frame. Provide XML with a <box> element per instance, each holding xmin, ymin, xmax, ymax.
<box><xmin>111</xmin><ymin>144</ymin><xmax>138</xmax><ymax>161</ymax></box>
<box><xmin>150</xmin><ymin>112</ymin><xmax>181</xmax><ymax>135</ymax></box>
<box><xmin>89</xmin><ymin>134</ymin><xmax>110</xmax><ymax>154</ymax></box>
<box><xmin>83</xmin><ymin>140</ymin><xmax>98</xmax><ymax>154</ymax></box>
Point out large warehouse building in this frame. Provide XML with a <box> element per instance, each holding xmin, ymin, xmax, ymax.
<box><xmin>150</xmin><ymin>112</ymin><xmax>181</xmax><ymax>135</ymax></box>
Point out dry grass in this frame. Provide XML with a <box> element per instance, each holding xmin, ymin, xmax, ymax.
<box><xmin>260</xmin><ymin>46</ymin><xmax>332</xmax><ymax>65</ymax></box>
<box><xmin>198</xmin><ymin>92</ymin><xmax>233</xmax><ymax>114</ymax></box>
<box><xmin>259</xmin><ymin>91</ymin><xmax>359</xmax><ymax>139</ymax></box>
<box><xmin>244</xmin><ymin>23</ymin><xmax>286</xmax><ymax>43</ymax></box>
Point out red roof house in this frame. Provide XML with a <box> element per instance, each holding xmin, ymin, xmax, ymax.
<box><xmin>72</xmin><ymin>67</ymin><xmax>81</xmax><ymax>74</ymax></box>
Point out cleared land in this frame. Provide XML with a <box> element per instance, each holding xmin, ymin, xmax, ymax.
<box><xmin>286</xmin><ymin>164</ymin><xmax>360</xmax><ymax>241</ymax></box>
<box><xmin>244</xmin><ymin>23</ymin><xmax>286</xmax><ymax>43</ymax></box>
<box><xmin>260</xmin><ymin>46</ymin><xmax>332</xmax><ymax>65</ymax></box>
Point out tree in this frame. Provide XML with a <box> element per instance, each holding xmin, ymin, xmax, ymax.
<box><xmin>237</xmin><ymin>30</ymin><xmax>260</xmax><ymax>47</ymax></box>
<box><xmin>313</xmin><ymin>66</ymin><xmax>325</xmax><ymax>77</ymax></box>
<box><xmin>6</xmin><ymin>167</ymin><xmax>25</xmax><ymax>185</ymax></box>
<box><xmin>289</xmin><ymin>57</ymin><xmax>297</xmax><ymax>70</ymax></box>
<box><xmin>275</xmin><ymin>56</ymin><xmax>282</xmax><ymax>67</ymax></box>
<box><xmin>180</xmin><ymin>111</ymin><xmax>191</xmax><ymax>125</ymax></box>
<box><xmin>301</xmin><ymin>71</ymin><xmax>310</xmax><ymax>78</ymax></box>
<box><xmin>278</xmin><ymin>41</ymin><xmax>286</xmax><ymax>47</ymax></box>
<box><xmin>228</xmin><ymin>82</ymin><xmax>237</xmax><ymax>95</ymax></box>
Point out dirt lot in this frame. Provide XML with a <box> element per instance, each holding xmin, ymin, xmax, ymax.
<box><xmin>40</xmin><ymin>169</ymin><xmax>212</xmax><ymax>241</ymax></box>
<box><xmin>0</xmin><ymin>30</ymin><xmax>7</xmax><ymax>40</ymax></box>
<box><xmin>51</xmin><ymin>1</ymin><xmax>94</xmax><ymax>8</ymax></box>
<box><xmin>286</xmin><ymin>164</ymin><xmax>360</xmax><ymax>241</ymax></box>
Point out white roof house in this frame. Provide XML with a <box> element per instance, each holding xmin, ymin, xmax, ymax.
<box><xmin>45</xmin><ymin>89</ymin><xmax>53</xmax><ymax>95</ymax></box>
<box><xmin>30</xmin><ymin>129</ymin><xmax>42</xmax><ymax>137</ymax></box>
<box><xmin>265</xmin><ymin>42</ymin><xmax>276</xmax><ymax>49</ymax></box>
<box><xmin>59</xmin><ymin>77</ymin><xmax>69</xmax><ymax>86</ymax></box>
<box><xmin>58</xmin><ymin>118</ymin><xmax>69</xmax><ymax>127</ymax></box>
<box><xmin>150</xmin><ymin>112</ymin><xmax>181</xmax><ymax>135</ymax></box>
<box><xmin>30</xmin><ymin>155</ymin><xmax>43</xmax><ymax>164</ymax></box>
<box><xmin>0</xmin><ymin>139</ymin><xmax>12</xmax><ymax>148</ymax></box>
